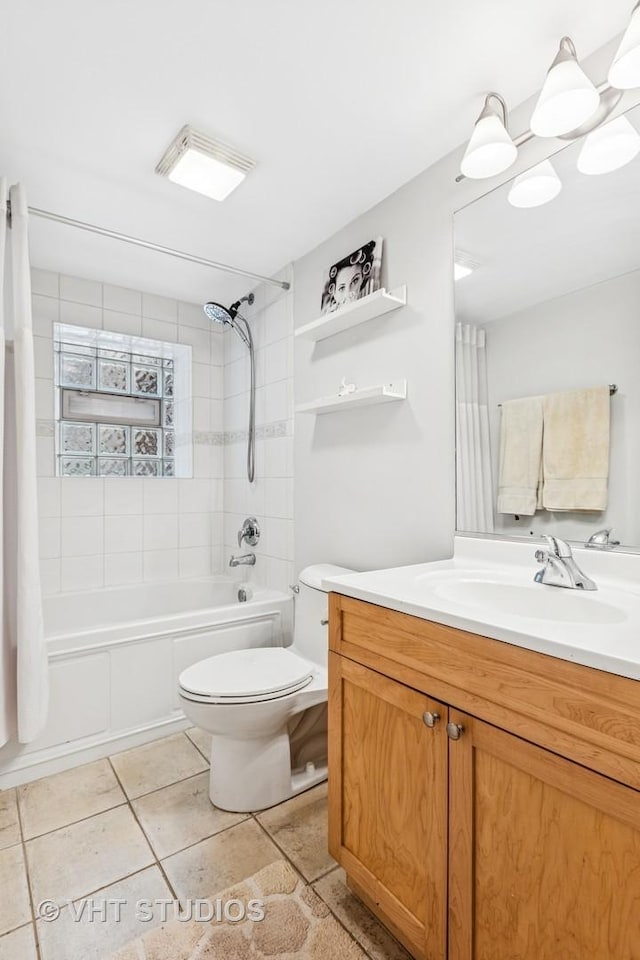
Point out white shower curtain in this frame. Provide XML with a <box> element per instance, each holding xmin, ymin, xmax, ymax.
<box><xmin>0</xmin><ymin>182</ymin><xmax>48</xmax><ymax>747</ymax></box>
<box><xmin>455</xmin><ymin>322</ymin><xmax>494</xmax><ymax>533</ymax></box>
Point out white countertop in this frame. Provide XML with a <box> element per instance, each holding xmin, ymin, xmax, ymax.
<box><xmin>323</xmin><ymin>536</ymin><xmax>640</xmax><ymax>682</ymax></box>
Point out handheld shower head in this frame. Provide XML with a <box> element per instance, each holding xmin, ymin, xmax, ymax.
<box><xmin>204</xmin><ymin>301</ymin><xmax>234</xmax><ymax>325</ymax></box>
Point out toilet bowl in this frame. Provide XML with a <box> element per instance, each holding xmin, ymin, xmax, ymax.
<box><xmin>178</xmin><ymin>563</ymin><xmax>353</xmax><ymax>812</ymax></box>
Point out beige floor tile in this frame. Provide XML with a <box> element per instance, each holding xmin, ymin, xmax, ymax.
<box><xmin>37</xmin><ymin>866</ymin><xmax>170</xmax><ymax>960</ymax></box>
<box><xmin>0</xmin><ymin>924</ymin><xmax>37</xmax><ymax>960</ymax></box>
<box><xmin>18</xmin><ymin>759</ymin><xmax>126</xmax><ymax>840</ymax></box>
<box><xmin>132</xmin><ymin>771</ymin><xmax>247</xmax><ymax>859</ymax></box>
<box><xmin>314</xmin><ymin>867</ymin><xmax>412</xmax><ymax>960</ymax></box>
<box><xmin>110</xmin><ymin>733</ymin><xmax>208</xmax><ymax>799</ymax></box>
<box><xmin>257</xmin><ymin>782</ymin><xmax>334</xmax><ymax>881</ymax></box>
<box><xmin>0</xmin><ymin>790</ymin><xmax>20</xmax><ymax>850</ymax></box>
<box><xmin>161</xmin><ymin>817</ymin><xmax>281</xmax><ymax>900</ymax></box>
<box><xmin>26</xmin><ymin>805</ymin><xmax>154</xmax><ymax>907</ymax></box>
<box><xmin>0</xmin><ymin>845</ymin><xmax>32</xmax><ymax>936</ymax></box>
<box><xmin>185</xmin><ymin>726</ymin><xmax>212</xmax><ymax>761</ymax></box>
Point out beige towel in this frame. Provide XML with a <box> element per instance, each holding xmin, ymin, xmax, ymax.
<box><xmin>542</xmin><ymin>386</ymin><xmax>610</xmax><ymax>512</ymax></box>
<box><xmin>497</xmin><ymin>396</ymin><xmax>544</xmax><ymax>516</ymax></box>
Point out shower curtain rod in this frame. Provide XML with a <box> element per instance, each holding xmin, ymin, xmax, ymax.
<box><xmin>6</xmin><ymin>202</ymin><xmax>291</xmax><ymax>291</ymax></box>
<box><xmin>497</xmin><ymin>384</ymin><xmax>618</xmax><ymax>407</ymax></box>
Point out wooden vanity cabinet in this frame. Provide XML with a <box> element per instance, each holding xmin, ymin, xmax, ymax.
<box><xmin>328</xmin><ymin>594</ymin><xmax>640</xmax><ymax>960</ymax></box>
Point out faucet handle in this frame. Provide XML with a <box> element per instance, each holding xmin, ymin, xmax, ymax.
<box><xmin>542</xmin><ymin>535</ymin><xmax>572</xmax><ymax>558</ymax></box>
<box><xmin>238</xmin><ymin>517</ymin><xmax>260</xmax><ymax>548</ymax></box>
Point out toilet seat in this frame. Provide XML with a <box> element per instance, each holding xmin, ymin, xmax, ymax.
<box><xmin>178</xmin><ymin>647</ymin><xmax>315</xmax><ymax>705</ymax></box>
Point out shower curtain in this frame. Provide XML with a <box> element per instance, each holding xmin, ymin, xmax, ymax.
<box><xmin>455</xmin><ymin>322</ymin><xmax>494</xmax><ymax>533</ymax></box>
<box><xmin>0</xmin><ymin>181</ymin><xmax>48</xmax><ymax>748</ymax></box>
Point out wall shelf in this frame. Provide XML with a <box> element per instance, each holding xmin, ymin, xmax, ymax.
<box><xmin>295</xmin><ymin>285</ymin><xmax>407</xmax><ymax>343</ymax></box>
<box><xmin>296</xmin><ymin>380</ymin><xmax>407</xmax><ymax>415</ymax></box>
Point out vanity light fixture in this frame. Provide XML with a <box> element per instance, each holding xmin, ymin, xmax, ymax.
<box><xmin>530</xmin><ymin>38</ymin><xmax>600</xmax><ymax>138</ymax></box>
<box><xmin>577</xmin><ymin>114</ymin><xmax>640</xmax><ymax>175</ymax></box>
<box><xmin>155</xmin><ymin>125</ymin><xmax>255</xmax><ymax>201</ymax></box>
<box><xmin>460</xmin><ymin>94</ymin><xmax>518</xmax><ymax>180</ymax></box>
<box><xmin>507</xmin><ymin>159</ymin><xmax>562</xmax><ymax>208</ymax></box>
<box><xmin>609</xmin><ymin>1</ymin><xmax>640</xmax><ymax>89</ymax></box>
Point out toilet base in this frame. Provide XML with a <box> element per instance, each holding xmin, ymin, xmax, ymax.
<box><xmin>208</xmin><ymin>727</ymin><xmax>327</xmax><ymax>812</ymax></box>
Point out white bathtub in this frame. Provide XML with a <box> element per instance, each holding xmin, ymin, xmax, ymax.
<box><xmin>0</xmin><ymin>578</ymin><xmax>292</xmax><ymax>788</ymax></box>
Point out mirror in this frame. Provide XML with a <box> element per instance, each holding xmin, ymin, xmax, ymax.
<box><xmin>454</xmin><ymin>101</ymin><xmax>640</xmax><ymax>551</ymax></box>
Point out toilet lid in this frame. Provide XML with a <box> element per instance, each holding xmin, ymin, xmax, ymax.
<box><xmin>179</xmin><ymin>648</ymin><xmax>314</xmax><ymax>702</ymax></box>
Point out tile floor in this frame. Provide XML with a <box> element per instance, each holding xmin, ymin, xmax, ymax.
<box><xmin>0</xmin><ymin>730</ymin><xmax>410</xmax><ymax>960</ymax></box>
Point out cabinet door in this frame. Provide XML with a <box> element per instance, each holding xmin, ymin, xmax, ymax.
<box><xmin>448</xmin><ymin>710</ymin><xmax>640</xmax><ymax>960</ymax></box>
<box><xmin>328</xmin><ymin>652</ymin><xmax>448</xmax><ymax>960</ymax></box>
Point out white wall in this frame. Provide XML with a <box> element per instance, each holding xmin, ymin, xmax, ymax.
<box><xmin>485</xmin><ymin>268</ymin><xmax>640</xmax><ymax>545</ymax></box>
<box><xmin>292</xmin><ymin>42</ymin><xmax>640</xmax><ymax>575</ymax></box>
<box><xmin>32</xmin><ymin>268</ymin><xmax>225</xmax><ymax>594</ymax></box>
<box><xmin>222</xmin><ymin>268</ymin><xmax>295</xmax><ymax>593</ymax></box>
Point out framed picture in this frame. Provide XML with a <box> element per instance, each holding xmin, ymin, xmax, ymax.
<box><xmin>320</xmin><ymin>237</ymin><xmax>383</xmax><ymax>315</ymax></box>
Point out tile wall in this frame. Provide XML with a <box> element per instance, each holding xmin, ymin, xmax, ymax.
<box><xmin>32</xmin><ymin>269</ymin><xmax>225</xmax><ymax>594</ymax></box>
<box><xmin>222</xmin><ymin>268</ymin><xmax>295</xmax><ymax>593</ymax></box>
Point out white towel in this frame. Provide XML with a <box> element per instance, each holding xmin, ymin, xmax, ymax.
<box><xmin>497</xmin><ymin>396</ymin><xmax>543</xmax><ymax>516</ymax></box>
<box><xmin>542</xmin><ymin>386</ymin><xmax>610</xmax><ymax>512</ymax></box>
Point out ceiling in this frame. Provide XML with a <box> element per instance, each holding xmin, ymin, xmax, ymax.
<box><xmin>0</xmin><ymin>0</ymin><xmax>634</xmax><ymax>304</ymax></box>
<box><xmin>455</xmin><ymin>101</ymin><xmax>640</xmax><ymax>324</ymax></box>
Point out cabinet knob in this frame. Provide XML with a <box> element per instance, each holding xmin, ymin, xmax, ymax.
<box><xmin>320</xmin><ymin>619</ymin><xmax>329</xmax><ymax>626</ymax></box>
<box><xmin>446</xmin><ymin>721</ymin><xmax>464</xmax><ymax>741</ymax></box>
<box><xmin>423</xmin><ymin>711</ymin><xmax>440</xmax><ymax>727</ymax></box>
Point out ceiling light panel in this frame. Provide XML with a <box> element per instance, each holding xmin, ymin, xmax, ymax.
<box><xmin>156</xmin><ymin>126</ymin><xmax>255</xmax><ymax>201</ymax></box>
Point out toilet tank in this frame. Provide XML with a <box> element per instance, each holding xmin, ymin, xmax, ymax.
<box><xmin>294</xmin><ymin>564</ymin><xmax>354</xmax><ymax>668</ymax></box>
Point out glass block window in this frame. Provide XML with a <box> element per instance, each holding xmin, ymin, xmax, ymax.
<box><xmin>54</xmin><ymin>325</ymin><xmax>192</xmax><ymax>478</ymax></box>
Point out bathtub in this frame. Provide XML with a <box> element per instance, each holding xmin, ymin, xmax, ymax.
<box><xmin>0</xmin><ymin>578</ymin><xmax>292</xmax><ymax>788</ymax></box>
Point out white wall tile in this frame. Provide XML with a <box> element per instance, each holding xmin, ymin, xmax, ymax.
<box><xmin>192</xmin><ymin>398</ymin><xmax>210</xmax><ymax>431</ymax></box>
<box><xmin>143</xmin><ymin>479</ymin><xmax>179</xmax><ymax>514</ymax></box>
<box><xmin>179</xmin><ymin>513</ymin><xmax>209</xmax><ymax>548</ymax></box>
<box><xmin>59</xmin><ymin>274</ymin><xmax>102</xmax><ymax>307</ymax></box>
<box><xmin>59</xmin><ymin>300</ymin><xmax>102</xmax><ymax>329</ymax></box>
<box><xmin>40</xmin><ymin>558</ymin><xmax>61</xmax><ymax>595</ymax></box>
<box><xmin>143</xmin><ymin>513</ymin><xmax>178</xmax><ymax>551</ymax></box>
<box><xmin>60</xmin><ymin>478</ymin><xmax>104</xmax><ymax>516</ymax></box>
<box><xmin>143</xmin><ymin>549</ymin><xmax>178</xmax><ymax>582</ymax></box>
<box><xmin>103</xmin><ymin>285</ymin><xmax>142</xmax><ymax>316</ymax></box>
<box><xmin>179</xmin><ymin>325</ymin><xmax>211</xmax><ymax>363</ymax></box>
<box><xmin>61</xmin><ymin>516</ymin><xmax>103</xmax><ymax>557</ymax></box>
<box><xmin>103</xmin><ymin>309</ymin><xmax>142</xmax><ymax>337</ymax></box>
<box><xmin>31</xmin><ymin>268</ymin><xmax>59</xmax><ymax>298</ymax></box>
<box><xmin>265</xmin><ymin>378</ymin><xmax>291</xmax><ymax>423</ymax></box>
<box><xmin>179</xmin><ymin>479</ymin><xmax>211</xmax><ymax>514</ymax></box>
<box><xmin>35</xmin><ymin>378</ymin><xmax>54</xmax><ymax>420</ymax></box>
<box><xmin>34</xmin><ymin>336</ymin><xmax>54</xmax><ymax>380</ymax></box>
<box><xmin>61</xmin><ymin>556</ymin><xmax>104</xmax><ymax>592</ymax></box>
<box><xmin>32</xmin><ymin>293</ymin><xmax>59</xmax><ymax>337</ymax></box>
<box><xmin>104</xmin><ymin>515</ymin><xmax>143</xmax><ymax>554</ymax></box>
<box><xmin>178</xmin><ymin>547</ymin><xmax>211</xmax><ymax>579</ymax></box>
<box><xmin>105</xmin><ymin>552</ymin><xmax>143</xmax><ymax>587</ymax></box>
<box><xmin>39</xmin><ymin>518</ymin><xmax>61</xmax><ymax>559</ymax></box>
<box><xmin>142</xmin><ymin>293</ymin><xmax>178</xmax><ymax>323</ymax></box>
<box><xmin>104</xmin><ymin>478</ymin><xmax>144</xmax><ymax>516</ymax></box>
<box><xmin>36</xmin><ymin>437</ymin><xmax>54</xmax><ymax>477</ymax></box>
<box><xmin>178</xmin><ymin>301</ymin><xmax>209</xmax><ymax>330</ymax></box>
<box><xmin>141</xmin><ymin>317</ymin><xmax>177</xmax><ymax>342</ymax></box>
<box><xmin>192</xmin><ymin>363</ymin><xmax>210</xmax><ymax>398</ymax></box>
<box><xmin>38</xmin><ymin>478</ymin><xmax>61</xmax><ymax>517</ymax></box>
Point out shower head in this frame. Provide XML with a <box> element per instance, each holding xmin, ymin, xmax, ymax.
<box><xmin>204</xmin><ymin>301</ymin><xmax>234</xmax><ymax>325</ymax></box>
<box><xmin>203</xmin><ymin>293</ymin><xmax>255</xmax><ymax>349</ymax></box>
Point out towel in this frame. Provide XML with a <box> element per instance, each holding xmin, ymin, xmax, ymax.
<box><xmin>542</xmin><ymin>386</ymin><xmax>610</xmax><ymax>512</ymax></box>
<box><xmin>497</xmin><ymin>396</ymin><xmax>544</xmax><ymax>516</ymax></box>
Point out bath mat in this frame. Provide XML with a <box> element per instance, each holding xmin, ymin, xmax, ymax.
<box><xmin>110</xmin><ymin>859</ymin><xmax>367</xmax><ymax>959</ymax></box>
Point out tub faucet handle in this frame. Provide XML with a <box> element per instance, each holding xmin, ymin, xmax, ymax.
<box><xmin>238</xmin><ymin>517</ymin><xmax>260</xmax><ymax>548</ymax></box>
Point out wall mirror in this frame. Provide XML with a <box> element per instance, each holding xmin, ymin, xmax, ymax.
<box><xmin>454</xmin><ymin>100</ymin><xmax>640</xmax><ymax>552</ymax></box>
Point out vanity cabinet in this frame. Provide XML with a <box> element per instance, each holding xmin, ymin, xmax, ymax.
<box><xmin>328</xmin><ymin>594</ymin><xmax>640</xmax><ymax>960</ymax></box>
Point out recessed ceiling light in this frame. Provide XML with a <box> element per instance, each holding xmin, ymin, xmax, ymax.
<box><xmin>454</xmin><ymin>252</ymin><xmax>480</xmax><ymax>281</ymax></box>
<box><xmin>155</xmin><ymin>125</ymin><xmax>255</xmax><ymax>201</ymax></box>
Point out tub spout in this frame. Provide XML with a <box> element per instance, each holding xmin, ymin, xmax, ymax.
<box><xmin>229</xmin><ymin>553</ymin><xmax>256</xmax><ymax>567</ymax></box>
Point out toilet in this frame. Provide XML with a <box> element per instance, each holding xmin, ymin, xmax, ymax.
<box><xmin>178</xmin><ymin>564</ymin><xmax>353</xmax><ymax>812</ymax></box>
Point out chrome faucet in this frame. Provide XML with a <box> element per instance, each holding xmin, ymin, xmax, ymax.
<box><xmin>534</xmin><ymin>535</ymin><xmax>597</xmax><ymax>591</ymax></box>
<box><xmin>237</xmin><ymin>517</ymin><xmax>260</xmax><ymax>548</ymax></box>
<box><xmin>229</xmin><ymin>553</ymin><xmax>256</xmax><ymax>567</ymax></box>
<box><xmin>585</xmin><ymin>528</ymin><xmax>620</xmax><ymax>550</ymax></box>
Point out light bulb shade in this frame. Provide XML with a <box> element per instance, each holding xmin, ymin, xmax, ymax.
<box><xmin>508</xmin><ymin>159</ymin><xmax>562</xmax><ymax>208</ymax></box>
<box><xmin>530</xmin><ymin>44</ymin><xmax>600</xmax><ymax>137</ymax></box>
<box><xmin>577</xmin><ymin>114</ymin><xmax>640</xmax><ymax>174</ymax></box>
<box><xmin>609</xmin><ymin>4</ymin><xmax>640</xmax><ymax>89</ymax></box>
<box><xmin>460</xmin><ymin>107</ymin><xmax>517</xmax><ymax>179</ymax></box>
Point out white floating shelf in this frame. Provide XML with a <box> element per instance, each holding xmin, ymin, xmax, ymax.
<box><xmin>296</xmin><ymin>380</ymin><xmax>407</xmax><ymax>415</ymax></box>
<box><xmin>295</xmin><ymin>285</ymin><xmax>407</xmax><ymax>343</ymax></box>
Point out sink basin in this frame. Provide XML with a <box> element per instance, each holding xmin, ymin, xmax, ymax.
<box><xmin>430</xmin><ymin>577</ymin><xmax>627</xmax><ymax>625</ymax></box>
